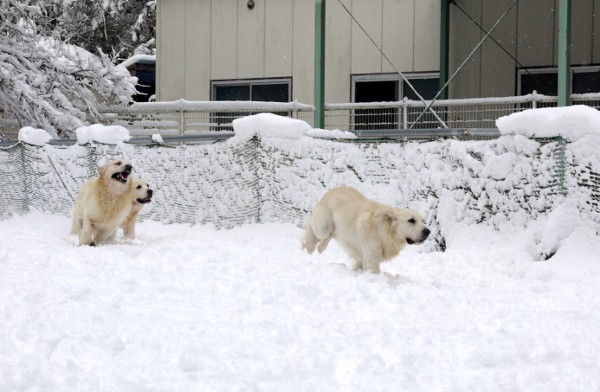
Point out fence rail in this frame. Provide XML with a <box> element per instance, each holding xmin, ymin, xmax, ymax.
<box><xmin>2</xmin><ymin>92</ymin><xmax>600</xmax><ymax>139</ymax></box>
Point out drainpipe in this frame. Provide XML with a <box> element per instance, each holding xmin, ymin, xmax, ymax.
<box><xmin>557</xmin><ymin>0</ymin><xmax>571</xmax><ymax>107</ymax></box>
<box><xmin>314</xmin><ymin>0</ymin><xmax>326</xmax><ymax>129</ymax></box>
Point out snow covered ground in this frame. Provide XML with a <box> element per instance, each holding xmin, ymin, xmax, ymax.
<box><xmin>1</xmin><ymin>211</ymin><xmax>600</xmax><ymax>391</ymax></box>
<box><xmin>2</xmin><ymin>106</ymin><xmax>600</xmax><ymax>390</ymax></box>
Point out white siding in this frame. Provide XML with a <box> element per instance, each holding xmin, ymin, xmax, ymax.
<box><xmin>414</xmin><ymin>0</ymin><xmax>440</xmax><ymax>71</ymax></box>
<box><xmin>265</xmin><ymin>0</ymin><xmax>293</xmax><ymax>77</ymax></box>
<box><xmin>351</xmin><ymin>0</ymin><xmax>383</xmax><ymax>74</ymax></box>
<box><xmin>292</xmin><ymin>0</ymin><xmax>315</xmax><ymax>104</ymax></box>
<box><xmin>185</xmin><ymin>0</ymin><xmax>211</xmax><ymax>100</ymax></box>
<box><xmin>210</xmin><ymin>0</ymin><xmax>237</xmax><ymax>81</ymax></box>
<box><xmin>382</xmin><ymin>0</ymin><xmax>415</xmax><ymax>73</ymax></box>
<box><xmin>157</xmin><ymin>0</ymin><xmax>186</xmax><ymax>101</ymax></box>
<box><xmin>237</xmin><ymin>0</ymin><xmax>265</xmax><ymax>79</ymax></box>
<box><xmin>157</xmin><ymin>0</ymin><xmax>440</xmax><ymax>103</ymax></box>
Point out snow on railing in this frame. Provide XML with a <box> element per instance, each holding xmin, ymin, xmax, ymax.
<box><xmin>3</xmin><ymin>93</ymin><xmax>600</xmax><ymax>140</ymax></box>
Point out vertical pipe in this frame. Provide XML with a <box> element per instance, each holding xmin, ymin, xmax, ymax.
<box><xmin>314</xmin><ymin>0</ymin><xmax>326</xmax><ymax>129</ymax></box>
<box><xmin>440</xmin><ymin>0</ymin><xmax>450</xmax><ymax>100</ymax></box>
<box><xmin>557</xmin><ymin>0</ymin><xmax>571</xmax><ymax>107</ymax></box>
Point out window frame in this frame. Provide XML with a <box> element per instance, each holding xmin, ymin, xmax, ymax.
<box><xmin>517</xmin><ymin>65</ymin><xmax>600</xmax><ymax>95</ymax></box>
<box><xmin>211</xmin><ymin>77</ymin><xmax>292</xmax><ymax>102</ymax></box>
<box><xmin>351</xmin><ymin>72</ymin><xmax>440</xmax><ymax>102</ymax></box>
<box><xmin>350</xmin><ymin>72</ymin><xmax>440</xmax><ymax>130</ymax></box>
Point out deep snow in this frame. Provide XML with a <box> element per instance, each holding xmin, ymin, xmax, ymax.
<box><xmin>1</xmin><ymin>212</ymin><xmax>599</xmax><ymax>391</ymax></box>
<box><xmin>3</xmin><ymin>106</ymin><xmax>600</xmax><ymax>390</ymax></box>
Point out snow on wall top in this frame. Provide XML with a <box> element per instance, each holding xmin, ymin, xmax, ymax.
<box><xmin>75</xmin><ymin>124</ymin><xmax>130</xmax><ymax>145</ymax></box>
<box><xmin>496</xmin><ymin>105</ymin><xmax>600</xmax><ymax>141</ymax></box>
<box><xmin>231</xmin><ymin>113</ymin><xmax>356</xmax><ymax>141</ymax></box>
<box><xmin>232</xmin><ymin>113</ymin><xmax>312</xmax><ymax>140</ymax></box>
<box><xmin>18</xmin><ymin>126</ymin><xmax>53</xmax><ymax>146</ymax></box>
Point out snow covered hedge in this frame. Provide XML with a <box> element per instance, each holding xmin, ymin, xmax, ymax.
<box><xmin>1</xmin><ymin>108</ymin><xmax>599</xmax><ymax>258</ymax></box>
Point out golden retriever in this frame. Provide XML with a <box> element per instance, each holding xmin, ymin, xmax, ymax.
<box><xmin>71</xmin><ymin>159</ymin><xmax>135</xmax><ymax>246</ymax></box>
<box><xmin>302</xmin><ymin>186</ymin><xmax>430</xmax><ymax>273</ymax></box>
<box><xmin>120</xmin><ymin>177</ymin><xmax>153</xmax><ymax>239</ymax></box>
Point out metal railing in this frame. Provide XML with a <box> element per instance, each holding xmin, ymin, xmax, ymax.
<box><xmin>2</xmin><ymin>92</ymin><xmax>600</xmax><ymax>139</ymax></box>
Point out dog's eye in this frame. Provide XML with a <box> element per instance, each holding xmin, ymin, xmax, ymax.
<box><xmin>136</xmin><ymin>185</ymin><xmax>142</xmax><ymax>189</ymax></box>
<box><xmin>115</xmin><ymin>161</ymin><xmax>122</xmax><ymax>166</ymax></box>
<box><xmin>408</xmin><ymin>218</ymin><xmax>416</xmax><ymax>224</ymax></box>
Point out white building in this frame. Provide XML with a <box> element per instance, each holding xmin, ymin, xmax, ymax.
<box><xmin>156</xmin><ymin>0</ymin><xmax>600</xmax><ymax>105</ymax></box>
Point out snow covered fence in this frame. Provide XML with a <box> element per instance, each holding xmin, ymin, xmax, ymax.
<box><xmin>0</xmin><ymin>108</ymin><xmax>599</xmax><ymax>251</ymax></box>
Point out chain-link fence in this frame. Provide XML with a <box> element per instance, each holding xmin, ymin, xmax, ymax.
<box><xmin>2</xmin><ymin>132</ymin><xmax>597</xmax><ymax>252</ymax></box>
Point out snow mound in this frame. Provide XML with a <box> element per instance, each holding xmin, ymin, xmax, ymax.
<box><xmin>18</xmin><ymin>126</ymin><xmax>53</xmax><ymax>146</ymax></box>
<box><xmin>496</xmin><ymin>105</ymin><xmax>600</xmax><ymax>141</ymax></box>
<box><xmin>76</xmin><ymin>124</ymin><xmax>131</xmax><ymax>145</ymax></box>
<box><xmin>232</xmin><ymin>113</ymin><xmax>312</xmax><ymax>141</ymax></box>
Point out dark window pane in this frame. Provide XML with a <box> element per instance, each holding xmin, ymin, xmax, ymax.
<box><xmin>355</xmin><ymin>81</ymin><xmax>397</xmax><ymax>103</ymax></box>
<box><xmin>252</xmin><ymin>84</ymin><xmax>289</xmax><ymax>102</ymax></box>
<box><xmin>573</xmin><ymin>71</ymin><xmax>600</xmax><ymax>94</ymax></box>
<box><xmin>354</xmin><ymin>81</ymin><xmax>398</xmax><ymax>130</ymax></box>
<box><xmin>215</xmin><ymin>85</ymin><xmax>250</xmax><ymax>101</ymax></box>
<box><xmin>402</xmin><ymin>78</ymin><xmax>439</xmax><ymax>100</ymax></box>
<box><xmin>403</xmin><ymin>78</ymin><xmax>440</xmax><ymax>128</ymax></box>
<box><xmin>520</xmin><ymin>73</ymin><xmax>557</xmax><ymax>95</ymax></box>
<box><xmin>133</xmin><ymin>66</ymin><xmax>155</xmax><ymax>102</ymax></box>
<box><xmin>214</xmin><ymin>86</ymin><xmax>250</xmax><ymax>129</ymax></box>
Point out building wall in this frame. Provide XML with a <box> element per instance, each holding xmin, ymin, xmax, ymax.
<box><xmin>449</xmin><ymin>0</ymin><xmax>600</xmax><ymax>99</ymax></box>
<box><xmin>156</xmin><ymin>0</ymin><xmax>440</xmax><ymax>104</ymax></box>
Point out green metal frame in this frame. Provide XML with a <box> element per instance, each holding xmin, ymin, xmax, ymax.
<box><xmin>314</xmin><ymin>0</ymin><xmax>326</xmax><ymax>129</ymax></box>
<box><xmin>557</xmin><ymin>0</ymin><xmax>571</xmax><ymax>106</ymax></box>
<box><xmin>440</xmin><ymin>0</ymin><xmax>450</xmax><ymax>100</ymax></box>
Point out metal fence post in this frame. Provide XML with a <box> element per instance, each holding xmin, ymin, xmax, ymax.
<box><xmin>178</xmin><ymin>110</ymin><xmax>185</xmax><ymax>136</ymax></box>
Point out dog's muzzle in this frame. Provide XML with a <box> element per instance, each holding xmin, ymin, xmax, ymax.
<box><xmin>407</xmin><ymin>227</ymin><xmax>431</xmax><ymax>245</ymax></box>
<box><xmin>137</xmin><ymin>189</ymin><xmax>153</xmax><ymax>204</ymax></box>
<box><xmin>112</xmin><ymin>164</ymin><xmax>133</xmax><ymax>184</ymax></box>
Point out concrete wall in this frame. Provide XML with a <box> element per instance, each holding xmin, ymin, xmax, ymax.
<box><xmin>156</xmin><ymin>0</ymin><xmax>440</xmax><ymax>104</ymax></box>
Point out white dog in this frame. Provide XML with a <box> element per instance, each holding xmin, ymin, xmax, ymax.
<box><xmin>71</xmin><ymin>159</ymin><xmax>135</xmax><ymax>246</ymax></box>
<box><xmin>119</xmin><ymin>177</ymin><xmax>153</xmax><ymax>239</ymax></box>
<box><xmin>302</xmin><ymin>186</ymin><xmax>430</xmax><ymax>273</ymax></box>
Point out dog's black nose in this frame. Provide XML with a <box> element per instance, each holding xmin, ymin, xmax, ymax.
<box><xmin>148</xmin><ymin>189</ymin><xmax>153</xmax><ymax>197</ymax></box>
<box><xmin>423</xmin><ymin>228</ymin><xmax>431</xmax><ymax>237</ymax></box>
<box><xmin>125</xmin><ymin>164</ymin><xmax>133</xmax><ymax>173</ymax></box>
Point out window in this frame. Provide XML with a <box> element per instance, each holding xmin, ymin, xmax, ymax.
<box><xmin>352</xmin><ymin>73</ymin><xmax>440</xmax><ymax>130</ymax></box>
<box><xmin>132</xmin><ymin>63</ymin><xmax>156</xmax><ymax>103</ymax></box>
<box><xmin>518</xmin><ymin>66</ymin><xmax>600</xmax><ymax>96</ymax></box>
<box><xmin>211</xmin><ymin>78</ymin><xmax>291</xmax><ymax>130</ymax></box>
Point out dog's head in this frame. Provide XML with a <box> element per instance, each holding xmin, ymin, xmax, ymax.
<box><xmin>379</xmin><ymin>208</ymin><xmax>430</xmax><ymax>245</ymax></box>
<box><xmin>98</xmin><ymin>159</ymin><xmax>133</xmax><ymax>190</ymax></box>
<box><xmin>132</xmin><ymin>177</ymin><xmax>153</xmax><ymax>205</ymax></box>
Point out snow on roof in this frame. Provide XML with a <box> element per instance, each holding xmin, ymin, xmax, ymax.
<box><xmin>496</xmin><ymin>105</ymin><xmax>600</xmax><ymax>141</ymax></box>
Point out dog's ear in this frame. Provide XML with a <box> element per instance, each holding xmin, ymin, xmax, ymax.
<box><xmin>376</xmin><ymin>211</ymin><xmax>398</xmax><ymax>226</ymax></box>
<box><xmin>98</xmin><ymin>164</ymin><xmax>107</xmax><ymax>178</ymax></box>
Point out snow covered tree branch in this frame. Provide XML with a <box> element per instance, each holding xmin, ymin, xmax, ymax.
<box><xmin>0</xmin><ymin>0</ymin><xmax>137</xmax><ymax>138</ymax></box>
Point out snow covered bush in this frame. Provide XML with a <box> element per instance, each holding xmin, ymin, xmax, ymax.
<box><xmin>0</xmin><ymin>0</ymin><xmax>137</xmax><ymax>139</ymax></box>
